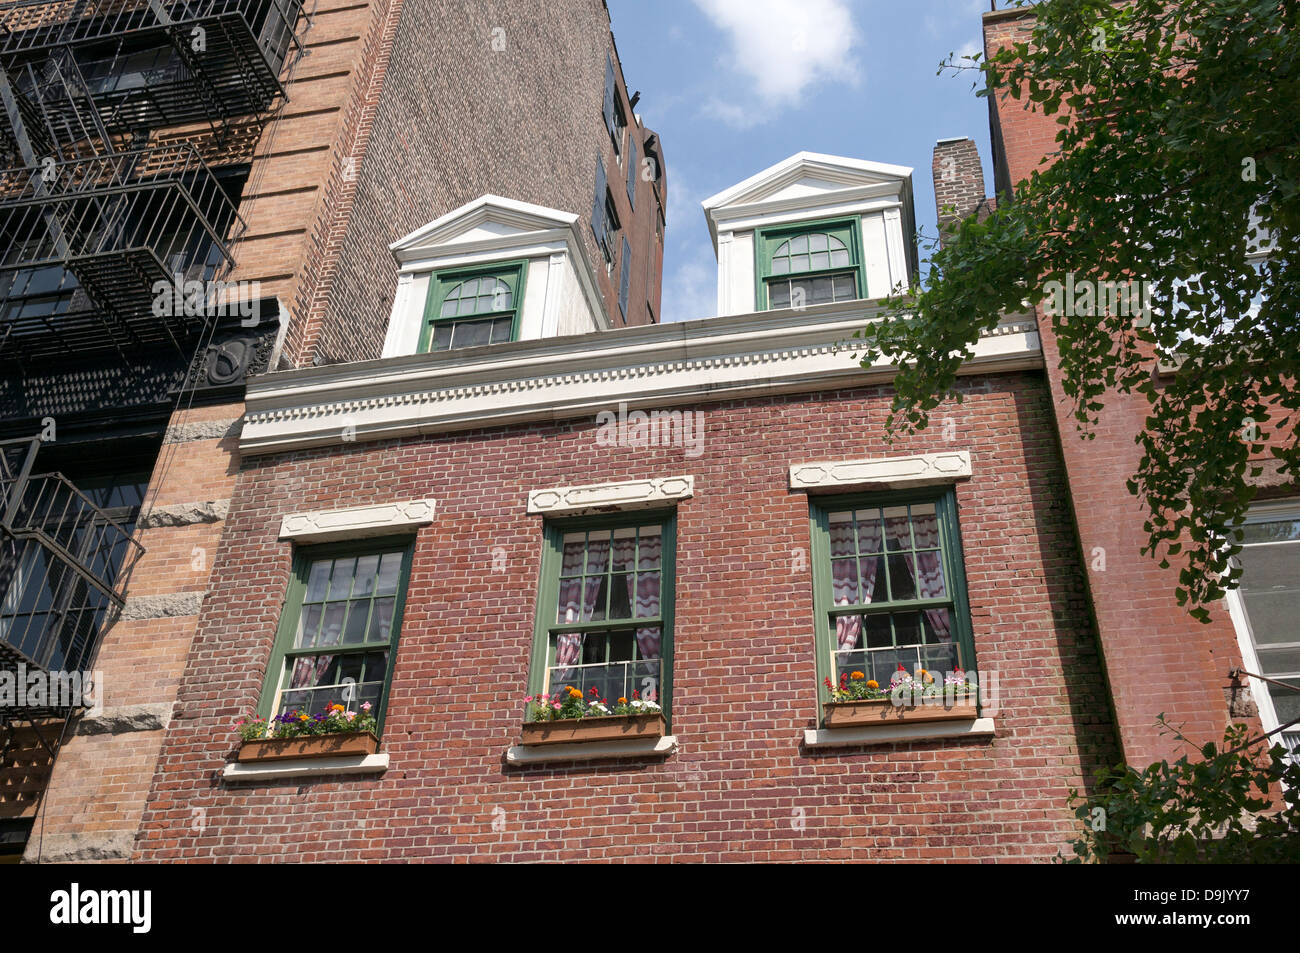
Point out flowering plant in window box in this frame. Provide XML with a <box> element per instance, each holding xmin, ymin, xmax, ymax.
<box><xmin>234</xmin><ymin>703</ymin><xmax>381</xmax><ymax>762</ymax></box>
<box><xmin>520</xmin><ymin>686</ymin><xmax>666</xmax><ymax>746</ymax></box>
<box><xmin>823</xmin><ymin>666</ymin><xmax>978</xmax><ymax>727</ymax></box>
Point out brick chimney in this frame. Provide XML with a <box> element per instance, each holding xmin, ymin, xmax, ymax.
<box><xmin>932</xmin><ymin>137</ymin><xmax>990</xmax><ymax>242</ymax></box>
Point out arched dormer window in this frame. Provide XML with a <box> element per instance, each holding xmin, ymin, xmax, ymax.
<box><xmin>758</xmin><ymin>220</ymin><xmax>864</xmax><ymax>310</ymax></box>
<box><xmin>420</xmin><ymin>261</ymin><xmax>526</xmax><ymax>351</ymax></box>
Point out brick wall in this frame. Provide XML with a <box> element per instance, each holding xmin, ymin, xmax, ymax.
<box><xmin>982</xmin><ymin>9</ymin><xmax>1262</xmax><ymax>766</ymax></box>
<box><xmin>132</xmin><ymin>372</ymin><xmax>1118</xmax><ymax>861</ymax></box>
<box><xmin>24</xmin><ymin>402</ymin><xmax>245</xmax><ymax>863</ymax></box>
<box><xmin>932</xmin><ymin>137</ymin><xmax>987</xmax><ymax>236</ymax></box>
<box><xmin>287</xmin><ymin>0</ymin><xmax>666</xmax><ymax>367</ymax></box>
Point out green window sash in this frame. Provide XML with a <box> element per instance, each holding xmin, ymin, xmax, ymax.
<box><xmin>755</xmin><ymin>216</ymin><xmax>867</xmax><ymax>311</ymax></box>
<box><xmin>257</xmin><ymin>537</ymin><xmax>415</xmax><ymax>737</ymax></box>
<box><xmin>419</xmin><ymin>260</ymin><xmax>527</xmax><ymax>353</ymax></box>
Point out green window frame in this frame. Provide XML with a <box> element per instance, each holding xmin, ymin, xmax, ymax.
<box><xmin>755</xmin><ymin>216</ymin><xmax>866</xmax><ymax>311</ymax></box>
<box><xmin>418</xmin><ymin>259</ymin><xmax>527</xmax><ymax>353</ymax></box>
<box><xmin>528</xmin><ymin>512</ymin><xmax>677</xmax><ymax>726</ymax></box>
<box><xmin>256</xmin><ymin>537</ymin><xmax>415</xmax><ymax>736</ymax></box>
<box><xmin>808</xmin><ymin>488</ymin><xmax>975</xmax><ymax>711</ymax></box>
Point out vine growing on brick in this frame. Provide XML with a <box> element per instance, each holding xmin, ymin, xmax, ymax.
<box><xmin>861</xmin><ymin>0</ymin><xmax>1300</xmax><ymax>619</ymax></box>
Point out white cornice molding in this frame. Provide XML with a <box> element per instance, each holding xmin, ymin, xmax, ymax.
<box><xmin>279</xmin><ymin>499</ymin><xmax>437</xmax><ymax>542</ymax></box>
<box><xmin>528</xmin><ymin>476</ymin><xmax>694</xmax><ymax>516</ymax></box>
<box><xmin>241</xmin><ymin>303</ymin><xmax>1041</xmax><ymax>456</ymax></box>
<box><xmin>789</xmin><ymin>452</ymin><xmax>972</xmax><ymax>492</ymax></box>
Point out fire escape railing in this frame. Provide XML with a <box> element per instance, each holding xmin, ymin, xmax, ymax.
<box><xmin>0</xmin><ymin>142</ymin><xmax>245</xmax><ymax>356</ymax></box>
<box><xmin>0</xmin><ymin>437</ymin><xmax>143</xmax><ymax>717</ymax></box>
<box><xmin>0</xmin><ymin>0</ymin><xmax>305</xmax><ymax>128</ymax></box>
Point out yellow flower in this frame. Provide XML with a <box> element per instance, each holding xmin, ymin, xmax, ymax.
<box><xmin>298</xmin><ymin>713</ymin><xmax>309</xmax><ymax>722</ymax></box>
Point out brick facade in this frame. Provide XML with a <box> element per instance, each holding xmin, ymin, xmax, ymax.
<box><xmin>131</xmin><ymin>373</ymin><xmax>1119</xmax><ymax>861</ymax></box>
<box><xmin>981</xmin><ymin>8</ymin><xmax>1267</xmax><ymax>766</ymax></box>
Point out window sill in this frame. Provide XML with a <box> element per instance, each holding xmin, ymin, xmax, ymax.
<box><xmin>506</xmin><ymin>734</ymin><xmax>678</xmax><ymax>765</ymax></box>
<box><xmin>803</xmin><ymin>717</ymin><xmax>995</xmax><ymax>749</ymax></box>
<box><xmin>222</xmin><ymin>753</ymin><xmax>390</xmax><ymax>782</ymax></box>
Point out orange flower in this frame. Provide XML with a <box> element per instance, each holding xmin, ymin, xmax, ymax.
<box><xmin>618</xmin><ymin>697</ymin><xmax>628</xmax><ymax>705</ymax></box>
<box><xmin>566</xmin><ymin>686</ymin><xmax>582</xmax><ymax>699</ymax></box>
<box><xmin>866</xmin><ymin>680</ymin><xmax>879</xmax><ymax>690</ymax></box>
<box><xmin>850</xmin><ymin>671</ymin><xmax>865</xmax><ymax>680</ymax></box>
<box><xmin>330</xmin><ymin>704</ymin><xmax>345</xmax><ymax>713</ymax></box>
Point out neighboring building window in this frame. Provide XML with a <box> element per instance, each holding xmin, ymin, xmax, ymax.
<box><xmin>626</xmin><ymin>136</ymin><xmax>637</xmax><ymax>208</ymax></box>
<box><xmin>809</xmin><ymin>490</ymin><xmax>975</xmax><ymax>700</ymax></box>
<box><xmin>757</xmin><ymin>218</ymin><xmax>865</xmax><ymax>310</ymax></box>
<box><xmin>419</xmin><ymin>261</ymin><xmax>526</xmax><ymax>352</ymax></box>
<box><xmin>1231</xmin><ymin>503</ymin><xmax>1300</xmax><ymax>762</ymax></box>
<box><xmin>591</xmin><ymin>156</ymin><xmax>620</xmax><ymax>269</ymax></box>
<box><xmin>602</xmin><ymin>53</ymin><xmax>626</xmax><ymax>160</ymax></box>
<box><xmin>618</xmin><ymin>236</ymin><xmax>631</xmax><ymax>320</ymax></box>
<box><xmin>258</xmin><ymin>540</ymin><xmax>413</xmax><ymax>732</ymax></box>
<box><xmin>529</xmin><ymin>515</ymin><xmax>676</xmax><ymax>718</ymax></box>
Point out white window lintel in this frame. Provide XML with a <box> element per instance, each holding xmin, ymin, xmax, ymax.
<box><xmin>279</xmin><ymin>499</ymin><xmax>437</xmax><ymax>543</ymax></box>
<box><xmin>527</xmin><ymin>476</ymin><xmax>694</xmax><ymax>516</ymax></box>
<box><xmin>789</xmin><ymin>451</ymin><xmax>971</xmax><ymax>492</ymax></box>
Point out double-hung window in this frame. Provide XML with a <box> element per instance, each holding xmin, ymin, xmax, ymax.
<box><xmin>258</xmin><ymin>540</ymin><xmax>413</xmax><ymax>733</ymax></box>
<box><xmin>419</xmin><ymin>261</ymin><xmax>526</xmax><ymax>352</ymax></box>
<box><xmin>809</xmin><ymin>489</ymin><xmax>975</xmax><ymax>701</ymax></box>
<box><xmin>757</xmin><ymin>218</ymin><xmax>865</xmax><ymax>310</ymax></box>
<box><xmin>1229</xmin><ymin>502</ymin><xmax>1300</xmax><ymax>763</ymax></box>
<box><xmin>529</xmin><ymin>515</ymin><xmax>676</xmax><ymax>719</ymax></box>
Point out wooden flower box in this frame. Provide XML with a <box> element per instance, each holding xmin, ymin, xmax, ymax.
<box><xmin>520</xmin><ymin>713</ymin><xmax>667</xmax><ymax>746</ymax></box>
<box><xmin>823</xmin><ymin>695</ymin><xmax>978</xmax><ymax>728</ymax></box>
<box><xmin>237</xmin><ymin>731</ymin><xmax>380</xmax><ymax>763</ymax></box>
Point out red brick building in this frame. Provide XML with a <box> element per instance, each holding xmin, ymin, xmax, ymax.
<box><xmin>118</xmin><ymin>151</ymin><xmax>1123</xmax><ymax>862</ymax></box>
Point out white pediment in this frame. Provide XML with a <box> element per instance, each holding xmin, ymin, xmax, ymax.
<box><xmin>390</xmin><ymin>194</ymin><xmax>578</xmax><ymax>263</ymax></box>
<box><xmin>702</xmin><ymin>152</ymin><xmax>912</xmax><ymax>215</ymax></box>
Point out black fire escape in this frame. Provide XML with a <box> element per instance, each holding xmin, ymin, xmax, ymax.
<box><xmin>0</xmin><ymin>0</ymin><xmax>304</xmax><ymax>838</ymax></box>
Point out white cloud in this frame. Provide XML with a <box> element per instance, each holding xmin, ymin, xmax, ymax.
<box><xmin>661</xmin><ymin>256</ymin><xmax>717</xmax><ymax>324</ymax></box>
<box><xmin>692</xmin><ymin>0</ymin><xmax>860</xmax><ymax>126</ymax></box>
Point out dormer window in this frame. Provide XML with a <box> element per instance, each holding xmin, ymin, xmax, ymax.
<box><xmin>759</xmin><ymin>219</ymin><xmax>864</xmax><ymax>310</ymax></box>
<box><xmin>420</xmin><ymin>261</ymin><xmax>525</xmax><ymax>352</ymax></box>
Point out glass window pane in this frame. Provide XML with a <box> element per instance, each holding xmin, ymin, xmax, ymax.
<box><xmin>810</xmin><ymin>252</ymin><xmax>830</xmax><ymax>270</ymax></box>
<box><xmin>431</xmin><ymin>323</ymin><xmax>454</xmax><ymax>350</ymax></box>
<box><xmin>637</xmin><ymin>528</ymin><xmax>662</xmax><ymax>570</ymax></box>
<box><xmin>769</xmin><ymin>282</ymin><xmax>790</xmax><ymax>307</ymax></box>
<box><xmin>832</xmin><ymin>558</ymin><xmax>859</xmax><ymax>605</ymax></box>
<box><xmin>440</xmin><ymin>296</ymin><xmax>460</xmax><ymax>317</ymax></box>
<box><xmin>353</xmin><ymin>555</ymin><xmax>379</xmax><ymax>596</ymax></box>
<box><xmin>771</xmin><ymin>256</ymin><xmax>789</xmax><ymax>275</ymax></box>
<box><xmin>829</xmin><ymin>513</ymin><xmax>855</xmax><ymax>558</ymax></box>
<box><xmin>830</xmin><ymin>248</ymin><xmax>850</xmax><ymax>267</ymax></box>
<box><xmin>560</xmin><ymin>535</ymin><xmax>586</xmax><ymax>575</ymax></box>
<box><xmin>343</xmin><ymin>599</ymin><xmax>370</xmax><ymax>643</ymax></box>
<box><xmin>790</xmin><ymin>235</ymin><xmax>808</xmax><ymax>253</ymax></box>
<box><xmin>304</xmin><ymin>561</ymin><xmax>330</xmax><ymax>602</ymax></box>
<box><xmin>586</xmin><ymin>532</ymin><xmax>611</xmax><ymax>573</ymax></box>
<box><xmin>635</xmin><ymin>571</ymin><xmax>661</xmax><ymax>617</ymax></box>
<box><xmin>893</xmin><ymin>611</ymin><xmax>922</xmax><ymax>646</ymax></box>
<box><xmin>859</xmin><ymin>554</ymin><xmax>883</xmax><ymax>602</ymax></box>
<box><xmin>557</xmin><ymin>577</ymin><xmax>582</xmax><ymax>624</ymax></box>
<box><xmin>1239</xmin><ymin>542</ymin><xmax>1300</xmax><ymax>645</ymax></box>
<box><xmin>864</xmin><ymin>613</ymin><xmax>892</xmax><ymax>649</ymax></box>
<box><xmin>453</xmin><ymin>318</ymin><xmax>493</xmax><ymax>348</ymax></box>
<box><xmin>318</xmin><ymin>602</ymin><xmax>346</xmax><ymax>647</ymax></box>
<box><xmin>791</xmin><ymin>254</ymin><xmax>810</xmax><ymax>272</ymax></box>
<box><xmin>328</xmin><ymin>558</ymin><xmax>356</xmax><ymax>600</ymax></box>
<box><xmin>887</xmin><ymin>553</ymin><xmax>917</xmax><ymax>601</ymax></box>
<box><xmin>490</xmin><ymin>316</ymin><xmax>513</xmax><ymax>342</ymax></box>
<box><xmin>833</xmin><ymin>274</ymin><xmax>855</xmax><ymax>298</ymax></box>
<box><xmin>376</xmin><ymin>552</ymin><xmax>402</xmax><ymax>595</ymax></box>
<box><xmin>811</xmin><ymin>276</ymin><xmax>833</xmax><ymax>303</ymax></box>
<box><xmin>855</xmin><ymin>511</ymin><xmax>883</xmax><ymax>553</ymax></box>
<box><xmin>883</xmin><ymin>507</ymin><xmax>911</xmax><ymax>550</ymax></box>
<box><xmin>295</xmin><ymin>603</ymin><xmax>322</xmax><ymax>648</ymax></box>
<box><xmin>1242</xmin><ymin>519</ymin><xmax>1300</xmax><ymax>544</ymax></box>
<box><xmin>368</xmin><ymin>597</ymin><xmax>395</xmax><ymax>642</ymax></box>
<box><xmin>914</xmin><ymin>550</ymin><xmax>946</xmax><ymax>599</ymax></box>
<box><xmin>809</xmin><ymin>233</ymin><xmax>828</xmax><ymax>251</ymax></box>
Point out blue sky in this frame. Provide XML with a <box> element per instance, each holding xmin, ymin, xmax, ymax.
<box><xmin>608</xmin><ymin>0</ymin><xmax>997</xmax><ymax>323</ymax></box>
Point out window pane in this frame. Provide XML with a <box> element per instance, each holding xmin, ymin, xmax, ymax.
<box><xmin>637</xmin><ymin>528</ymin><xmax>662</xmax><ymax>570</ymax></box>
<box><xmin>1239</xmin><ymin>542</ymin><xmax>1300</xmax><ymax>646</ymax></box>
<box><xmin>914</xmin><ymin>550</ymin><xmax>946</xmax><ymax>599</ymax></box>
<box><xmin>893</xmin><ymin>611</ymin><xmax>922</xmax><ymax>646</ymax></box>
<box><xmin>586</xmin><ymin>532</ymin><xmax>611</xmax><ymax>573</ymax></box>
<box><xmin>856</xmin><ymin>511</ymin><xmax>883</xmax><ymax>553</ymax></box>
<box><xmin>295</xmin><ymin>603</ymin><xmax>322</xmax><ymax>648</ymax></box>
<box><xmin>811</xmin><ymin>276</ymin><xmax>833</xmax><ymax>303</ymax></box>
<box><xmin>367</xmin><ymin>596</ymin><xmax>395</xmax><ymax>641</ymax></box>
<box><xmin>635</xmin><ymin>571</ymin><xmax>661</xmax><ymax>617</ymax></box>
<box><xmin>829</xmin><ymin>512</ymin><xmax>855</xmax><ymax>557</ymax></box>
<box><xmin>832</xmin><ymin>558</ymin><xmax>858</xmax><ymax>605</ymax></box>
<box><xmin>887</xmin><ymin>553</ymin><xmax>917</xmax><ymax>601</ymax></box>
<box><xmin>452</xmin><ymin>318</ymin><xmax>494</xmax><ymax>348</ymax></box>
<box><xmin>431</xmin><ymin>323</ymin><xmax>454</xmax><ymax>350</ymax></box>
<box><xmin>490</xmin><ymin>316</ymin><xmax>513</xmax><ymax>343</ymax></box>
<box><xmin>1242</xmin><ymin>519</ymin><xmax>1300</xmax><ymax>544</ymax></box>
<box><xmin>771</xmin><ymin>257</ymin><xmax>790</xmax><ymax>275</ymax></box>
<box><xmin>830</xmin><ymin>248</ymin><xmax>850</xmax><ymax>267</ymax></box>
<box><xmin>864</xmin><ymin>613</ymin><xmax>892</xmax><ymax>649</ymax></box>
<box><xmin>318</xmin><ymin>602</ymin><xmax>346</xmax><ymax>647</ymax></box>
<box><xmin>833</xmin><ymin>274</ymin><xmax>856</xmax><ymax>298</ymax></box>
<box><xmin>810</xmin><ymin>252</ymin><xmax>830</xmax><ymax>270</ymax></box>
<box><xmin>808</xmin><ymin>233</ymin><xmax>828</xmax><ymax>251</ymax></box>
<box><xmin>859</xmin><ymin>554</ymin><xmax>883</xmax><ymax>602</ymax></box>
<box><xmin>353</xmin><ymin>555</ymin><xmax>379</xmax><ymax>596</ymax></box>
<box><xmin>883</xmin><ymin>507</ymin><xmax>911</xmax><ymax>550</ymax></box>
<box><xmin>769</xmin><ymin>282</ymin><xmax>790</xmax><ymax>308</ymax></box>
<box><xmin>342</xmin><ymin>599</ymin><xmax>370</xmax><ymax>643</ymax></box>
<box><xmin>376</xmin><ymin>552</ymin><xmax>403</xmax><ymax>595</ymax></box>
<box><xmin>791</xmin><ymin>254</ymin><xmax>810</xmax><ymax>272</ymax></box>
<box><xmin>304</xmin><ymin>561</ymin><xmax>330</xmax><ymax>602</ymax></box>
<box><xmin>790</xmin><ymin>234</ymin><xmax>808</xmax><ymax>254</ymax></box>
<box><xmin>441</xmin><ymin>297</ymin><xmax>460</xmax><ymax>317</ymax></box>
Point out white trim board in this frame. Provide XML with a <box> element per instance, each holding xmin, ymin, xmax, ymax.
<box><xmin>241</xmin><ymin>303</ymin><xmax>1041</xmax><ymax>455</ymax></box>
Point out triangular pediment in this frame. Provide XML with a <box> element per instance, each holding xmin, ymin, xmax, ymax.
<box><xmin>391</xmin><ymin>194</ymin><xmax>578</xmax><ymax>259</ymax></box>
<box><xmin>702</xmin><ymin>152</ymin><xmax>912</xmax><ymax>214</ymax></box>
